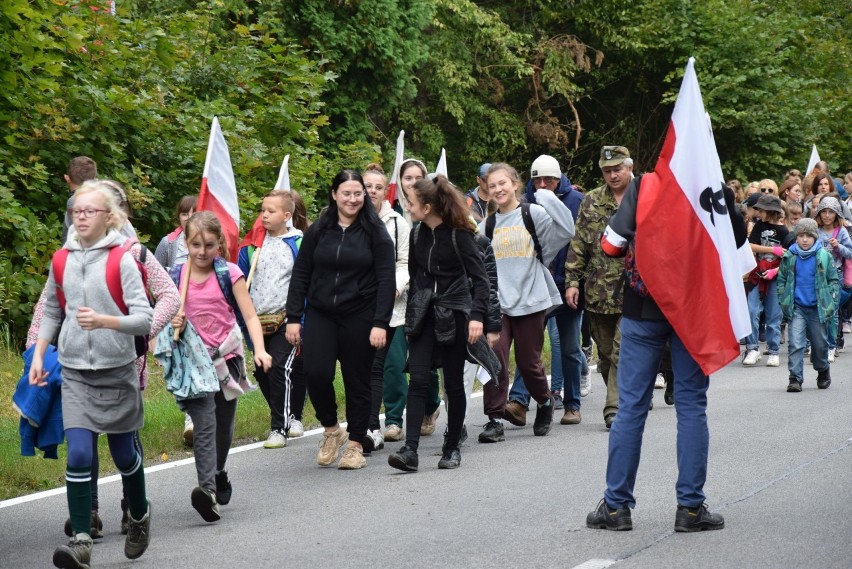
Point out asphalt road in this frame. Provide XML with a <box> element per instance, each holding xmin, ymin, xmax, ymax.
<box><xmin>2</xmin><ymin>348</ymin><xmax>851</xmax><ymax>569</ymax></box>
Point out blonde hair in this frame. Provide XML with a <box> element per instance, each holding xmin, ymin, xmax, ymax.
<box><xmin>759</xmin><ymin>179</ymin><xmax>778</xmax><ymax>195</ymax></box>
<box><xmin>73</xmin><ymin>180</ymin><xmax>127</xmax><ymax>230</ymax></box>
<box><xmin>264</xmin><ymin>189</ymin><xmax>296</xmax><ymax>215</ymax></box>
<box><xmin>185</xmin><ymin>211</ymin><xmax>229</xmax><ymax>260</ymax></box>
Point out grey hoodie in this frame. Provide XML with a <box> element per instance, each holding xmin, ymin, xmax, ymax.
<box><xmin>39</xmin><ymin>229</ymin><xmax>153</xmax><ymax>370</ymax></box>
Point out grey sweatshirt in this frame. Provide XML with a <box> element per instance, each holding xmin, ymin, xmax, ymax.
<box><xmin>480</xmin><ymin>189</ymin><xmax>575</xmax><ymax>316</ymax></box>
<box><xmin>39</xmin><ymin>229</ymin><xmax>153</xmax><ymax>370</ymax></box>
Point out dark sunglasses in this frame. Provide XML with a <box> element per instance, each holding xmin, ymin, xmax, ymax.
<box><xmin>760</xmin><ymin>187</ymin><xmax>773</xmax><ymax>193</ymax></box>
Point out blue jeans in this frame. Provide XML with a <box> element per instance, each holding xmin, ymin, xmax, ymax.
<box><xmin>604</xmin><ymin>317</ymin><xmax>709</xmax><ymax>509</ymax></box>
<box><xmin>788</xmin><ymin>304</ymin><xmax>829</xmax><ymax>382</ymax></box>
<box><xmin>746</xmin><ymin>281</ymin><xmax>781</xmax><ymax>354</ymax></box>
<box><xmin>509</xmin><ymin>309</ymin><xmax>585</xmax><ymax>411</ymax></box>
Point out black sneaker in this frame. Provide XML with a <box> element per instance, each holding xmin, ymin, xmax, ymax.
<box><xmin>533</xmin><ymin>397</ymin><xmax>554</xmax><ymax>436</ymax></box>
<box><xmin>787</xmin><ymin>378</ymin><xmax>803</xmax><ymax>393</ymax></box>
<box><xmin>63</xmin><ymin>508</ymin><xmax>103</xmax><ymax>539</ymax></box>
<box><xmin>478</xmin><ymin>419</ymin><xmax>505</xmax><ymax>443</ymax></box>
<box><xmin>124</xmin><ymin>501</ymin><xmax>151</xmax><ymax>560</ymax></box>
<box><xmin>817</xmin><ymin>368</ymin><xmax>831</xmax><ymax>389</ymax></box>
<box><xmin>215</xmin><ymin>470</ymin><xmax>232</xmax><ymax>505</ymax></box>
<box><xmin>674</xmin><ymin>503</ymin><xmax>725</xmax><ymax>532</ymax></box>
<box><xmin>437</xmin><ymin>448</ymin><xmax>461</xmax><ymax>469</ymax></box>
<box><xmin>53</xmin><ymin>533</ymin><xmax>93</xmax><ymax>569</ymax></box>
<box><xmin>191</xmin><ymin>486</ymin><xmax>221</xmax><ymax>523</ymax></box>
<box><xmin>388</xmin><ymin>445</ymin><xmax>419</xmax><ymax>472</ymax></box>
<box><xmin>586</xmin><ymin>499</ymin><xmax>632</xmax><ymax>531</ymax></box>
<box><xmin>664</xmin><ymin>382</ymin><xmax>674</xmax><ymax>406</ymax></box>
<box><xmin>552</xmin><ymin>391</ymin><xmax>564</xmax><ymax>410</ymax></box>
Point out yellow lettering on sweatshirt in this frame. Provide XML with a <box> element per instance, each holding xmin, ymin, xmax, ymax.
<box><xmin>492</xmin><ymin>226</ymin><xmax>534</xmax><ymax>259</ymax></box>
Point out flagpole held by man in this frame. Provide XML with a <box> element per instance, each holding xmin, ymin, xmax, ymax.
<box><xmin>586</xmin><ymin>57</ymin><xmax>753</xmax><ymax>532</ymax></box>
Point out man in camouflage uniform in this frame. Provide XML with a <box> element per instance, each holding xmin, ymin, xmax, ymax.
<box><xmin>565</xmin><ymin>146</ymin><xmax>633</xmax><ymax>428</ymax></box>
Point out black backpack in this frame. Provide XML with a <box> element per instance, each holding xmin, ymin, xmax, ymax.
<box><xmin>484</xmin><ymin>201</ymin><xmax>543</xmax><ymax>263</ymax></box>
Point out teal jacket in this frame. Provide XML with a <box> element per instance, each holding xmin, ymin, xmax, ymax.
<box><xmin>777</xmin><ymin>243</ymin><xmax>837</xmax><ymax>323</ymax></box>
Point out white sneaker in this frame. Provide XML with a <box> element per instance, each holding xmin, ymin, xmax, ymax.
<box><xmin>742</xmin><ymin>350</ymin><xmax>761</xmax><ymax>366</ymax></box>
<box><xmin>843</xmin><ymin>322</ymin><xmax>851</xmax><ymax>334</ymax></box>
<box><xmin>828</xmin><ymin>348</ymin><xmax>836</xmax><ymax>363</ymax></box>
<box><xmin>264</xmin><ymin>429</ymin><xmax>287</xmax><ymax>449</ymax></box>
<box><xmin>288</xmin><ymin>415</ymin><xmax>304</xmax><ymax>438</ymax></box>
<box><xmin>580</xmin><ymin>372</ymin><xmax>592</xmax><ymax>397</ymax></box>
<box><xmin>183</xmin><ymin>414</ymin><xmax>194</xmax><ymax>446</ymax></box>
<box><xmin>366</xmin><ymin>429</ymin><xmax>385</xmax><ymax>451</ymax></box>
<box><xmin>654</xmin><ymin>373</ymin><xmax>666</xmax><ymax>388</ymax></box>
<box><xmin>766</xmin><ymin>355</ymin><xmax>780</xmax><ymax>367</ymax></box>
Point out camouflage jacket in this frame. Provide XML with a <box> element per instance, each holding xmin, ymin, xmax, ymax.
<box><xmin>565</xmin><ymin>184</ymin><xmax>624</xmax><ymax>314</ymax></box>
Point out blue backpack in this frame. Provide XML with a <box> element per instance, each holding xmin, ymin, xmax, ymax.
<box><xmin>168</xmin><ymin>258</ymin><xmax>247</xmax><ymax>335</ymax></box>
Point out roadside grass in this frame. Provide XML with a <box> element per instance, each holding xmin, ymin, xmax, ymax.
<box><xmin>1</xmin><ymin>334</ymin><xmax>549</xmax><ymax>501</ymax></box>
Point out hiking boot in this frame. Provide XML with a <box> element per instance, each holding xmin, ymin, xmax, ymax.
<box><xmin>586</xmin><ymin>499</ymin><xmax>633</xmax><ymax>531</ymax></box>
<box><xmin>120</xmin><ymin>498</ymin><xmax>130</xmax><ymax>535</ymax></box>
<box><xmin>438</xmin><ymin>447</ymin><xmax>461</xmax><ymax>469</ymax></box>
<box><xmin>560</xmin><ymin>409</ymin><xmax>581</xmax><ymax>425</ymax></box>
<box><xmin>287</xmin><ymin>415</ymin><xmax>304</xmax><ymax>438</ymax></box>
<box><xmin>263</xmin><ymin>429</ymin><xmax>287</xmax><ymax>449</ymax></box>
<box><xmin>787</xmin><ymin>378</ymin><xmax>803</xmax><ymax>393</ymax></box>
<box><xmin>124</xmin><ymin>501</ymin><xmax>151</xmax><ymax>560</ymax></box>
<box><xmin>338</xmin><ymin>444</ymin><xmax>366</xmax><ymax>470</ymax></box>
<box><xmin>183</xmin><ymin>413</ymin><xmax>194</xmax><ymax>447</ymax></box>
<box><xmin>674</xmin><ymin>503</ymin><xmax>725</xmax><ymax>532</ymax></box>
<box><xmin>580</xmin><ymin>372</ymin><xmax>592</xmax><ymax>397</ymax></box>
<box><xmin>421</xmin><ymin>408</ymin><xmax>440</xmax><ymax>436</ymax></box>
<box><xmin>215</xmin><ymin>470</ymin><xmax>232</xmax><ymax>505</ymax></box>
<box><xmin>605</xmin><ymin>413</ymin><xmax>616</xmax><ymax>429</ymax></box>
<box><xmin>551</xmin><ymin>391</ymin><xmax>564</xmax><ymax>410</ymax></box>
<box><xmin>317</xmin><ymin>427</ymin><xmax>349</xmax><ymax>466</ymax></box>
<box><xmin>742</xmin><ymin>350</ymin><xmax>761</xmax><ymax>366</ymax></box>
<box><xmin>190</xmin><ymin>486</ymin><xmax>220</xmax><ymax>523</ymax></box>
<box><xmin>64</xmin><ymin>509</ymin><xmax>103</xmax><ymax>539</ymax></box>
<box><xmin>53</xmin><ymin>533</ymin><xmax>93</xmax><ymax>569</ymax></box>
<box><xmin>532</xmin><ymin>397</ymin><xmax>554</xmax><ymax>436</ymax></box>
<box><xmin>817</xmin><ymin>368</ymin><xmax>831</xmax><ymax>389</ymax></box>
<box><xmin>388</xmin><ymin>445</ymin><xmax>419</xmax><ymax>472</ymax></box>
<box><xmin>384</xmin><ymin>424</ymin><xmax>404</xmax><ymax>442</ymax></box>
<box><xmin>478</xmin><ymin>419</ymin><xmax>505</xmax><ymax>443</ymax></box>
<box><xmin>503</xmin><ymin>400</ymin><xmax>527</xmax><ymax>426</ymax></box>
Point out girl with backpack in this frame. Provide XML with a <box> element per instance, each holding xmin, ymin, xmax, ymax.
<box><xmin>478</xmin><ymin>163</ymin><xmax>575</xmax><ymax>443</ymax></box>
<box><xmin>285</xmin><ymin>170</ymin><xmax>396</xmax><ymax>470</ymax></box>
<box><xmin>30</xmin><ymin>180</ymin><xmax>154</xmax><ymax>568</ymax></box>
<box><xmin>169</xmin><ymin>211</ymin><xmax>271</xmax><ymax>523</ymax></box>
<box><xmin>387</xmin><ymin>175</ymin><xmax>491</xmax><ymax>471</ymax></box>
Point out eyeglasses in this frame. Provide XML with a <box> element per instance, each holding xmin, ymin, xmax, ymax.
<box><xmin>760</xmin><ymin>187</ymin><xmax>773</xmax><ymax>193</ymax></box>
<box><xmin>68</xmin><ymin>208</ymin><xmax>108</xmax><ymax>219</ymax></box>
<box><xmin>337</xmin><ymin>192</ymin><xmax>364</xmax><ymax>200</ymax></box>
<box><xmin>364</xmin><ymin>183</ymin><xmax>385</xmax><ymax>191</ymax></box>
<box><xmin>534</xmin><ymin>176</ymin><xmax>558</xmax><ymax>185</ymax></box>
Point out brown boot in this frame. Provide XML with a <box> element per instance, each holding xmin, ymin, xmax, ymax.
<box><xmin>503</xmin><ymin>400</ymin><xmax>527</xmax><ymax>426</ymax></box>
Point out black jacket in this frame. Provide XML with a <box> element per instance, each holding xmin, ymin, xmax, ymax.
<box><xmin>286</xmin><ymin>217</ymin><xmax>395</xmax><ymax>327</ymax></box>
<box><xmin>473</xmin><ymin>233</ymin><xmax>502</xmax><ymax>334</ymax></box>
<box><xmin>408</xmin><ymin>224</ymin><xmax>489</xmax><ymax>325</ymax></box>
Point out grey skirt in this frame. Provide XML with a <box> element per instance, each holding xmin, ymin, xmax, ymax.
<box><xmin>62</xmin><ymin>362</ymin><xmax>144</xmax><ymax>433</ymax></box>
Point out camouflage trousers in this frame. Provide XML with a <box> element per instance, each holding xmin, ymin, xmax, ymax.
<box><xmin>588</xmin><ymin>311</ymin><xmax>621</xmax><ymax>420</ymax></box>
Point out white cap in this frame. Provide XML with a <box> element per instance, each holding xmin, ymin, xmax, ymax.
<box><xmin>530</xmin><ymin>155</ymin><xmax>561</xmax><ymax>179</ymax></box>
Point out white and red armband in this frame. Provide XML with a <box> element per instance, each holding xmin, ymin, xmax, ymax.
<box><xmin>601</xmin><ymin>225</ymin><xmax>628</xmax><ymax>257</ymax></box>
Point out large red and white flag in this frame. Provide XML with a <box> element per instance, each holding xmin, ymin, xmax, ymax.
<box><xmin>197</xmin><ymin>117</ymin><xmax>239</xmax><ymax>261</ymax></box>
<box><xmin>386</xmin><ymin>130</ymin><xmax>405</xmax><ymax>206</ymax></box>
<box><xmin>633</xmin><ymin>57</ymin><xmax>755</xmax><ymax>375</ymax></box>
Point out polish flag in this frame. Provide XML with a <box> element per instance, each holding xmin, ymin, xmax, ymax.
<box><xmin>805</xmin><ymin>144</ymin><xmax>820</xmax><ymax>176</ymax></box>
<box><xmin>635</xmin><ymin>58</ymin><xmax>754</xmax><ymax>375</ymax></box>
<box><xmin>386</xmin><ymin>130</ymin><xmax>405</xmax><ymax>206</ymax></box>
<box><xmin>198</xmin><ymin>116</ymin><xmax>240</xmax><ymax>261</ymax></box>
<box><xmin>435</xmin><ymin>148</ymin><xmax>448</xmax><ymax>177</ymax></box>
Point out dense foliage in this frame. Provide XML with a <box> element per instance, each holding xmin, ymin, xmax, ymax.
<box><xmin>0</xmin><ymin>0</ymin><xmax>848</xmax><ymax>340</ymax></box>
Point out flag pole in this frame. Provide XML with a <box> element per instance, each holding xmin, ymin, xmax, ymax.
<box><xmin>246</xmin><ymin>251</ymin><xmax>261</xmax><ymax>289</ymax></box>
<box><xmin>173</xmin><ymin>263</ymin><xmax>191</xmax><ymax>341</ymax></box>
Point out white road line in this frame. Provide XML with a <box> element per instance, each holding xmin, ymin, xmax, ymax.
<box><xmin>569</xmin><ymin>559</ymin><xmax>617</xmax><ymax>569</ymax></box>
<box><xmin>0</xmin><ymin>392</ymin><xmax>484</xmax><ymax>509</ymax></box>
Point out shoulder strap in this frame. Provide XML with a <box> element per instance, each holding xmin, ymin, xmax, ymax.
<box><xmin>520</xmin><ymin>202</ymin><xmax>543</xmax><ymax>263</ymax></box>
<box><xmin>451</xmin><ymin>229</ymin><xmax>468</xmax><ymax>279</ymax></box>
<box><xmin>106</xmin><ymin>241</ymin><xmax>136</xmax><ymax>315</ymax></box>
<box><xmin>51</xmin><ymin>249</ymin><xmax>70</xmax><ymax>313</ymax></box>
<box><xmin>413</xmin><ymin>223</ymin><xmax>421</xmax><ymax>245</ymax></box>
<box><xmin>485</xmin><ymin>212</ymin><xmax>496</xmax><ymax>241</ymax></box>
<box><xmin>393</xmin><ymin>217</ymin><xmax>399</xmax><ymax>262</ymax></box>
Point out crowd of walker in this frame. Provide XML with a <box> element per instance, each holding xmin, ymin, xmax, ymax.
<box><xmin>19</xmin><ymin>151</ymin><xmax>852</xmax><ymax>568</ymax></box>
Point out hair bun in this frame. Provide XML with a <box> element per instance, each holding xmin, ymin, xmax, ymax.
<box><xmin>364</xmin><ymin>162</ymin><xmax>385</xmax><ymax>175</ymax></box>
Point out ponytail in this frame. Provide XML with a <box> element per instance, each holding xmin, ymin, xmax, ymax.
<box><xmin>412</xmin><ymin>175</ymin><xmax>472</xmax><ymax>231</ymax></box>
